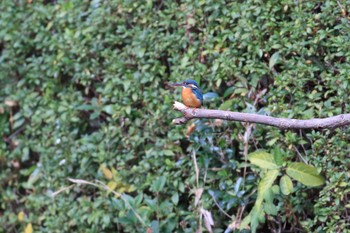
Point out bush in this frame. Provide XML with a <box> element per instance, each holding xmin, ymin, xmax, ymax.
<box><xmin>1</xmin><ymin>0</ymin><xmax>350</xmax><ymax>232</ymax></box>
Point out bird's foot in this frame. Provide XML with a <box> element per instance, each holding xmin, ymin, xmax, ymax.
<box><xmin>192</xmin><ymin>107</ymin><xmax>197</xmax><ymax>115</ymax></box>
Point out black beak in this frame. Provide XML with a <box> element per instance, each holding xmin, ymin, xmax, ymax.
<box><xmin>170</xmin><ymin>82</ymin><xmax>185</xmax><ymax>87</ymax></box>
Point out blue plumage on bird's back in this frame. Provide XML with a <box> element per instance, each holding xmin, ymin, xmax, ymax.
<box><xmin>192</xmin><ymin>87</ymin><xmax>203</xmax><ymax>105</ymax></box>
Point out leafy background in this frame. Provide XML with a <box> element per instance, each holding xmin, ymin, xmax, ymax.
<box><xmin>1</xmin><ymin>0</ymin><xmax>350</xmax><ymax>232</ymax></box>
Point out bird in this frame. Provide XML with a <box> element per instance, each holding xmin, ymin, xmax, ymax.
<box><xmin>171</xmin><ymin>79</ymin><xmax>203</xmax><ymax>108</ymax></box>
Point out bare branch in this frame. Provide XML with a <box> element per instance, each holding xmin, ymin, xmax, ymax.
<box><xmin>173</xmin><ymin>101</ymin><xmax>350</xmax><ymax>129</ymax></box>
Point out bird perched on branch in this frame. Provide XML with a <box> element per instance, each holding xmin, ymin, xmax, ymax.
<box><xmin>171</xmin><ymin>79</ymin><xmax>203</xmax><ymax>108</ymax></box>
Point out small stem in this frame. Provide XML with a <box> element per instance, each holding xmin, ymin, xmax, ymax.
<box><xmin>192</xmin><ymin>149</ymin><xmax>199</xmax><ymax>188</ymax></box>
<box><xmin>210</xmin><ymin>192</ymin><xmax>232</xmax><ymax>219</ymax></box>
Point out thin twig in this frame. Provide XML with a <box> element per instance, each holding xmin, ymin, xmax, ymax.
<box><xmin>51</xmin><ymin>184</ymin><xmax>75</xmax><ymax>197</ymax></box>
<box><xmin>209</xmin><ymin>192</ymin><xmax>232</xmax><ymax>219</ymax></box>
<box><xmin>242</xmin><ymin>123</ymin><xmax>254</xmax><ymax>182</ymax></box>
<box><xmin>293</xmin><ymin>145</ymin><xmax>308</xmax><ymax>164</ymax></box>
<box><xmin>192</xmin><ymin>149</ymin><xmax>200</xmax><ymax>188</ymax></box>
<box><xmin>4</xmin><ymin>124</ymin><xmax>27</xmax><ymax>142</ymax></box>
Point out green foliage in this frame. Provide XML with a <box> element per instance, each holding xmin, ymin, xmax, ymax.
<box><xmin>246</xmin><ymin>150</ymin><xmax>324</xmax><ymax>231</ymax></box>
<box><xmin>248</xmin><ymin>150</ymin><xmax>325</xmax><ymax>188</ymax></box>
<box><xmin>1</xmin><ymin>0</ymin><xmax>350</xmax><ymax>232</ymax></box>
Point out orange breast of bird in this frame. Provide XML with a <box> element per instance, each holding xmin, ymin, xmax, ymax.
<box><xmin>182</xmin><ymin>87</ymin><xmax>201</xmax><ymax>108</ymax></box>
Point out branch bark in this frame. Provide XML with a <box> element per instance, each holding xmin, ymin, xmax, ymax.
<box><xmin>172</xmin><ymin>101</ymin><xmax>350</xmax><ymax>130</ymax></box>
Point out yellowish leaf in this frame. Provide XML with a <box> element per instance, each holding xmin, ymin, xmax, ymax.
<box><xmin>100</xmin><ymin>165</ymin><xmax>113</xmax><ymax>180</ymax></box>
<box><xmin>18</xmin><ymin>211</ymin><xmax>24</xmax><ymax>222</ymax></box>
<box><xmin>117</xmin><ymin>187</ymin><xmax>126</xmax><ymax>193</ymax></box>
<box><xmin>24</xmin><ymin>223</ymin><xmax>33</xmax><ymax>233</ymax></box>
<box><xmin>111</xmin><ymin>167</ymin><xmax>118</xmax><ymax>176</ymax></box>
<box><xmin>214</xmin><ymin>44</ymin><xmax>221</xmax><ymax>53</ymax></box>
<box><xmin>126</xmin><ymin>184</ymin><xmax>136</xmax><ymax>193</ymax></box>
<box><xmin>107</xmin><ymin>181</ymin><xmax>118</xmax><ymax>191</ymax></box>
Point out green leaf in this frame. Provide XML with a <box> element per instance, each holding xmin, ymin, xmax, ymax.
<box><xmin>102</xmin><ymin>105</ymin><xmax>115</xmax><ymax>115</ymax></box>
<box><xmin>240</xmin><ymin>212</ymin><xmax>251</xmax><ymax>230</ymax></box>
<box><xmin>257</xmin><ymin>169</ymin><xmax>279</xmax><ymax>204</ymax></box>
<box><xmin>163</xmin><ymin>150</ymin><xmax>174</xmax><ymax>156</ymax></box>
<box><xmin>269</xmin><ymin>52</ymin><xmax>280</xmax><ymax>69</ymax></box>
<box><xmin>263</xmin><ymin>188</ymin><xmax>274</xmax><ymax>204</ymax></box>
<box><xmin>264</xmin><ymin>202</ymin><xmax>278</xmax><ymax>216</ymax></box>
<box><xmin>271</xmin><ymin>184</ymin><xmax>280</xmax><ymax>195</ymax></box>
<box><xmin>151</xmin><ymin>176</ymin><xmax>167</xmax><ymax>192</ymax></box>
<box><xmin>219</xmin><ymin>99</ymin><xmax>235</xmax><ymax>110</ymax></box>
<box><xmin>178</xmin><ymin>182</ymin><xmax>185</xmax><ymax>193</ymax></box>
<box><xmin>223</xmin><ymin>86</ymin><xmax>235</xmax><ymax>98</ymax></box>
<box><xmin>272</xmin><ymin>147</ymin><xmax>284</xmax><ymax>166</ymax></box>
<box><xmin>77</xmin><ymin>104</ymin><xmax>96</xmax><ymax>111</ymax></box>
<box><xmin>187</xmin><ymin>18</ymin><xmax>196</xmax><ymax>26</ymax></box>
<box><xmin>171</xmin><ymin>192</ymin><xmax>179</xmax><ymax>205</ymax></box>
<box><xmin>27</xmin><ymin>166</ymin><xmax>42</xmax><ymax>186</ymax></box>
<box><xmin>248</xmin><ymin>151</ymin><xmax>280</xmax><ymax>170</ymax></box>
<box><xmin>250</xmin><ymin>205</ymin><xmax>262</xmax><ymax>233</ymax></box>
<box><xmin>286</xmin><ymin>162</ymin><xmax>325</xmax><ymax>187</ymax></box>
<box><xmin>266</xmin><ymin>137</ymin><xmax>278</xmax><ymax>147</ymax></box>
<box><xmin>13</xmin><ymin>117</ymin><xmax>25</xmax><ymax>130</ymax></box>
<box><xmin>280</xmin><ymin>175</ymin><xmax>293</xmax><ymax>195</ymax></box>
<box><xmin>125</xmin><ymin>106</ymin><xmax>131</xmax><ymax>115</ymax></box>
<box><xmin>136</xmin><ymin>48</ymin><xmax>146</xmax><ymax>58</ymax></box>
<box><xmin>249</xmin><ymin>169</ymin><xmax>279</xmax><ymax>233</ymax></box>
<box><xmin>151</xmin><ymin>220</ymin><xmax>160</xmax><ymax>233</ymax></box>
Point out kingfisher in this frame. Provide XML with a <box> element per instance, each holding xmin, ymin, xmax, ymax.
<box><xmin>171</xmin><ymin>79</ymin><xmax>203</xmax><ymax>108</ymax></box>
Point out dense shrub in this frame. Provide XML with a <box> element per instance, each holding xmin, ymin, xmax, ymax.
<box><xmin>1</xmin><ymin>0</ymin><xmax>350</xmax><ymax>232</ymax></box>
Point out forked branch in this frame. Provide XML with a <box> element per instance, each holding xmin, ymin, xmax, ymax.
<box><xmin>172</xmin><ymin>101</ymin><xmax>350</xmax><ymax>129</ymax></box>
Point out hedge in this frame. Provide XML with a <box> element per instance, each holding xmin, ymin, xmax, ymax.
<box><xmin>1</xmin><ymin>0</ymin><xmax>350</xmax><ymax>232</ymax></box>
